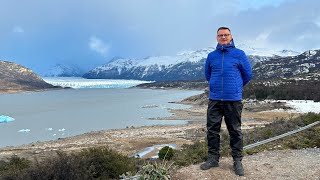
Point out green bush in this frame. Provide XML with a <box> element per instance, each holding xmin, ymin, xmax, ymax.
<box><xmin>138</xmin><ymin>161</ymin><xmax>174</xmax><ymax>180</ymax></box>
<box><xmin>172</xmin><ymin>141</ymin><xmax>207</xmax><ymax>167</ymax></box>
<box><xmin>0</xmin><ymin>155</ymin><xmax>30</xmax><ymax>179</ymax></box>
<box><xmin>158</xmin><ymin>146</ymin><xmax>175</xmax><ymax>160</ymax></box>
<box><xmin>283</xmin><ymin>126</ymin><xmax>320</xmax><ymax>149</ymax></box>
<box><xmin>243</xmin><ymin>113</ymin><xmax>320</xmax><ymax>154</ymax></box>
<box><xmin>120</xmin><ymin>160</ymin><xmax>174</xmax><ymax>180</ymax></box>
<box><xmin>301</xmin><ymin>112</ymin><xmax>320</xmax><ymax>124</ymax></box>
<box><xmin>76</xmin><ymin>147</ymin><xmax>138</xmax><ymax>179</ymax></box>
<box><xmin>243</xmin><ymin>79</ymin><xmax>320</xmax><ymax>101</ymax></box>
<box><xmin>1</xmin><ymin>146</ymin><xmax>139</xmax><ymax>180</ymax></box>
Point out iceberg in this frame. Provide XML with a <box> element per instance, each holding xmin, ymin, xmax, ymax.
<box><xmin>58</xmin><ymin>128</ymin><xmax>66</xmax><ymax>132</ymax></box>
<box><xmin>18</xmin><ymin>129</ymin><xmax>31</xmax><ymax>133</ymax></box>
<box><xmin>0</xmin><ymin>115</ymin><xmax>15</xmax><ymax>123</ymax></box>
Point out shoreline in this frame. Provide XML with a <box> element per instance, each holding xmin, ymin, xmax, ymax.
<box><xmin>0</xmin><ymin>88</ymin><xmax>308</xmax><ymax>161</ymax></box>
<box><xmin>0</xmin><ymin>86</ymin><xmax>69</xmax><ymax>95</ymax></box>
<box><xmin>0</xmin><ymin>88</ymin><xmax>205</xmax><ymax>160</ymax></box>
<box><xmin>0</xmin><ymin>122</ymin><xmax>206</xmax><ymax>161</ymax></box>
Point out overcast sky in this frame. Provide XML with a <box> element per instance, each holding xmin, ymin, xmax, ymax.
<box><xmin>1</xmin><ymin>0</ymin><xmax>320</xmax><ymax>72</ymax></box>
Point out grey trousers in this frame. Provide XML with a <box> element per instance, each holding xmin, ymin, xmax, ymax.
<box><xmin>206</xmin><ymin>100</ymin><xmax>244</xmax><ymax>161</ymax></box>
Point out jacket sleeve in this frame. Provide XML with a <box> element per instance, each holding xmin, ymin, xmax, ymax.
<box><xmin>239</xmin><ymin>51</ymin><xmax>252</xmax><ymax>86</ymax></box>
<box><xmin>205</xmin><ymin>54</ymin><xmax>211</xmax><ymax>81</ymax></box>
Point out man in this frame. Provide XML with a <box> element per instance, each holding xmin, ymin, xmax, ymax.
<box><xmin>201</xmin><ymin>27</ymin><xmax>252</xmax><ymax>176</ymax></box>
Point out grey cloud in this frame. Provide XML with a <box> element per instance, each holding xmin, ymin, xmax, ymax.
<box><xmin>226</xmin><ymin>0</ymin><xmax>320</xmax><ymax>51</ymax></box>
<box><xmin>1</xmin><ymin>0</ymin><xmax>320</xmax><ymax>70</ymax></box>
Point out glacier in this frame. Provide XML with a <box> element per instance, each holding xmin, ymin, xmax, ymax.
<box><xmin>43</xmin><ymin>77</ymin><xmax>153</xmax><ymax>88</ymax></box>
<box><xmin>0</xmin><ymin>115</ymin><xmax>15</xmax><ymax>123</ymax></box>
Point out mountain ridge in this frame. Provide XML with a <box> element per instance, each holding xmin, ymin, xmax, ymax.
<box><xmin>0</xmin><ymin>60</ymin><xmax>60</xmax><ymax>93</ymax></box>
<box><xmin>83</xmin><ymin>47</ymin><xmax>319</xmax><ymax>81</ymax></box>
<box><xmin>42</xmin><ymin>63</ymin><xmax>85</xmax><ymax>77</ymax></box>
<box><xmin>253</xmin><ymin>49</ymin><xmax>320</xmax><ymax>80</ymax></box>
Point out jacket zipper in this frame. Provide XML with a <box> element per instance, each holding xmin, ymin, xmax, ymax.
<box><xmin>221</xmin><ymin>51</ymin><xmax>224</xmax><ymax>101</ymax></box>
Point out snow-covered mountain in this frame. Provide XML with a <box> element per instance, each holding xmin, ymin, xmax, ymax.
<box><xmin>83</xmin><ymin>48</ymin><xmax>213</xmax><ymax>81</ymax></box>
<box><xmin>253</xmin><ymin>50</ymin><xmax>320</xmax><ymax>80</ymax></box>
<box><xmin>237</xmin><ymin>44</ymin><xmax>300</xmax><ymax>57</ymax></box>
<box><xmin>83</xmin><ymin>46</ymin><xmax>305</xmax><ymax>81</ymax></box>
<box><xmin>43</xmin><ymin>64</ymin><xmax>85</xmax><ymax>77</ymax></box>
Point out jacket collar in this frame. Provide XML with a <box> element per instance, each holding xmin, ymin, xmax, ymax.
<box><xmin>216</xmin><ymin>40</ymin><xmax>235</xmax><ymax>51</ymax></box>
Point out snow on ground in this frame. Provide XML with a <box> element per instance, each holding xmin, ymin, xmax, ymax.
<box><xmin>269</xmin><ymin>100</ymin><xmax>320</xmax><ymax>113</ymax></box>
<box><xmin>285</xmin><ymin>100</ymin><xmax>320</xmax><ymax>113</ymax></box>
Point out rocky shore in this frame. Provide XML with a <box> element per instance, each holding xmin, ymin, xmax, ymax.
<box><xmin>0</xmin><ymin>91</ymin><xmax>298</xmax><ymax>161</ymax></box>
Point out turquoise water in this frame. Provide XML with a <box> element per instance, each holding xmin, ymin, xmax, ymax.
<box><xmin>0</xmin><ymin>88</ymin><xmax>202</xmax><ymax>148</ymax></box>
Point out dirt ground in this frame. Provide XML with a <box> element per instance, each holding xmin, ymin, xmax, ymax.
<box><xmin>172</xmin><ymin>148</ymin><xmax>320</xmax><ymax>180</ymax></box>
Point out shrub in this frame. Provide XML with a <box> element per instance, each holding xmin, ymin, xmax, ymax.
<box><xmin>172</xmin><ymin>141</ymin><xmax>207</xmax><ymax>167</ymax></box>
<box><xmin>120</xmin><ymin>160</ymin><xmax>174</xmax><ymax>180</ymax></box>
<box><xmin>75</xmin><ymin>147</ymin><xmax>138</xmax><ymax>179</ymax></box>
<box><xmin>0</xmin><ymin>155</ymin><xmax>30</xmax><ymax>179</ymax></box>
<box><xmin>283</xmin><ymin>126</ymin><xmax>320</xmax><ymax>149</ymax></box>
<box><xmin>138</xmin><ymin>161</ymin><xmax>174</xmax><ymax>180</ymax></box>
<box><xmin>1</xmin><ymin>146</ymin><xmax>139</xmax><ymax>180</ymax></box>
<box><xmin>301</xmin><ymin>112</ymin><xmax>320</xmax><ymax>124</ymax></box>
<box><xmin>243</xmin><ymin>113</ymin><xmax>320</xmax><ymax>154</ymax></box>
<box><xmin>158</xmin><ymin>146</ymin><xmax>175</xmax><ymax>160</ymax></box>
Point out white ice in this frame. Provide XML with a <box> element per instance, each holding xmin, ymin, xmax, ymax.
<box><xmin>0</xmin><ymin>115</ymin><xmax>15</xmax><ymax>123</ymax></box>
<box><xmin>18</xmin><ymin>129</ymin><xmax>31</xmax><ymax>133</ymax></box>
<box><xmin>58</xmin><ymin>128</ymin><xmax>66</xmax><ymax>132</ymax></box>
<box><xmin>43</xmin><ymin>77</ymin><xmax>153</xmax><ymax>89</ymax></box>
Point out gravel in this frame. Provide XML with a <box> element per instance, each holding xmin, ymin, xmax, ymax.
<box><xmin>172</xmin><ymin>148</ymin><xmax>320</xmax><ymax>180</ymax></box>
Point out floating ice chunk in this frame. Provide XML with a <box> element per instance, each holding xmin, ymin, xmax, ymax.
<box><xmin>0</xmin><ymin>115</ymin><xmax>15</xmax><ymax>123</ymax></box>
<box><xmin>53</xmin><ymin>134</ymin><xmax>57</xmax><ymax>136</ymax></box>
<box><xmin>141</xmin><ymin>104</ymin><xmax>159</xmax><ymax>108</ymax></box>
<box><xmin>58</xmin><ymin>128</ymin><xmax>65</xmax><ymax>132</ymax></box>
<box><xmin>18</xmin><ymin>129</ymin><xmax>31</xmax><ymax>133</ymax></box>
<box><xmin>46</xmin><ymin>128</ymin><xmax>53</xmax><ymax>131</ymax></box>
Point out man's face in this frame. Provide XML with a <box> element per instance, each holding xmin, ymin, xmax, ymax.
<box><xmin>217</xmin><ymin>29</ymin><xmax>232</xmax><ymax>45</ymax></box>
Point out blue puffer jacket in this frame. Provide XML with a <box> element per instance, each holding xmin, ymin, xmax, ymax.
<box><xmin>205</xmin><ymin>41</ymin><xmax>252</xmax><ymax>101</ymax></box>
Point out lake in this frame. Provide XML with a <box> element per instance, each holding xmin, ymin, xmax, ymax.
<box><xmin>0</xmin><ymin>87</ymin><xmax>202</xmax><ymax>148</ymax></box>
